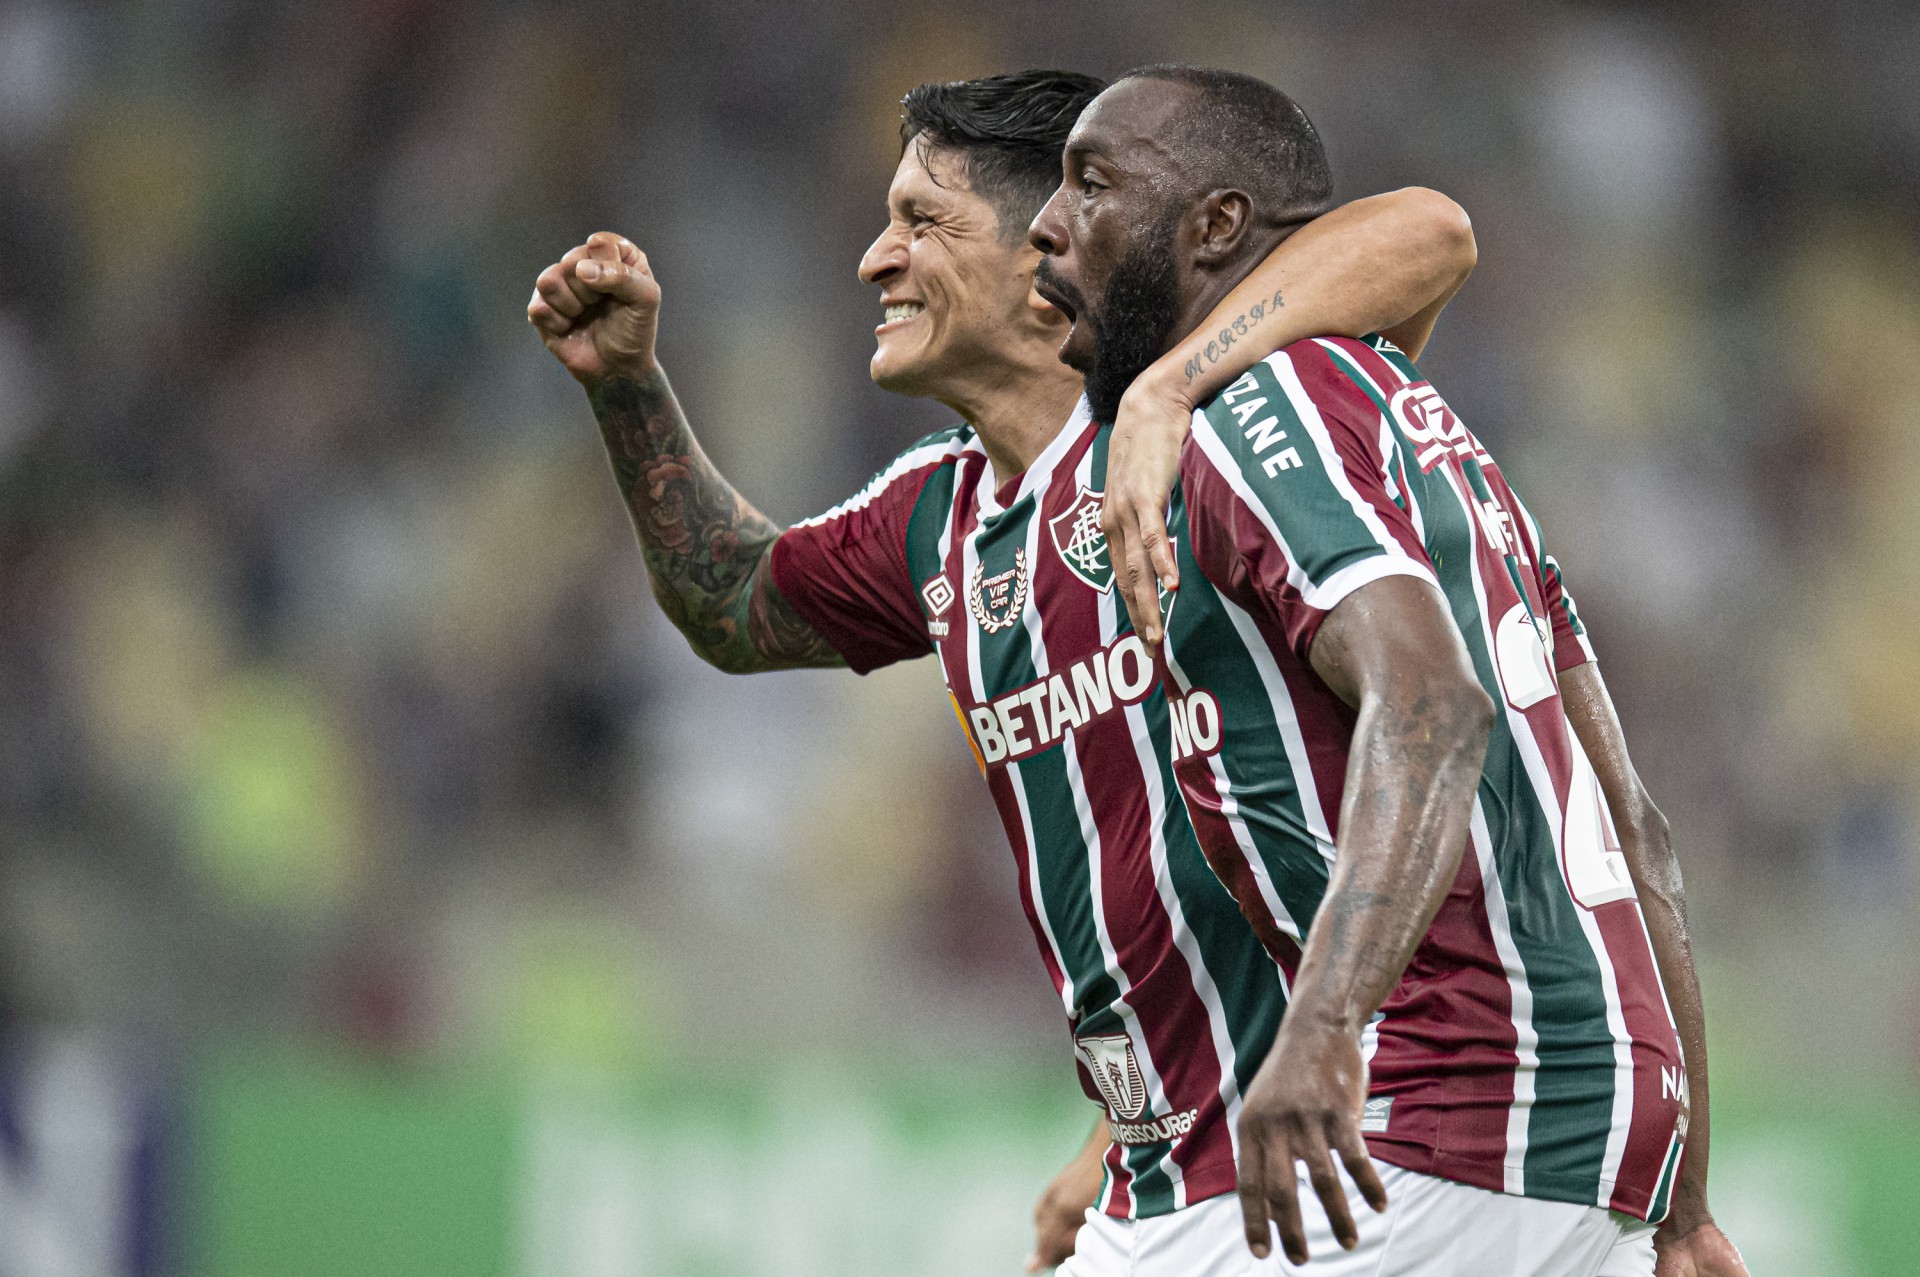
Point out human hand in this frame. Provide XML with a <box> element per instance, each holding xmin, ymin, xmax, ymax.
<box><xmin>526</xmin><ymin>231</ymin><xmax>661</xmax><ymax>385</ymax></box>
<box><xmin>1654</xmin><ymin>1218</ymin><xmax>1749</xmax><ymax>1277</ymax></box>
<box><xmin>1026</xmin><ymin>1136</ymin><xmax>1105</xmax><ymax>1271</ymax></box>
<box><xmin>1102</xmin><ymin>372</ymin><xmax>1193</xmax><ymax>645</ymax></box>
<box><xmin>1234</xmin><ymin>1021</ymin><xmax>1387</xmax><ymax>1265</ymax></box>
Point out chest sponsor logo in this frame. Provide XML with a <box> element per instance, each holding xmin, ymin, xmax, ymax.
<box><xmin>1075</xmin><ymin>1034</ymin><xmax>1148</xmax><ymax>1121</ymax></box>
<box><xmin>921</xmin><ymin>575</ymin><xmax>954</xmax><ymax>639</ymax></box>
<box><xmin>963</xmin><ymin>633</ymin><xmax>1158</xmax><ymax>766</ymax></box>
<box><xmin>967</xmin><ymin>549</ymin><xmax>1029</xmax><ymax>633</ymax></box>
<box><xmin>1049</xmin><ymin>486</ymin><xmax>1113</xmax><ymax>593</ymax></box>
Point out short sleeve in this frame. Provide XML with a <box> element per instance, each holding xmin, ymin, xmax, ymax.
<box><xmin>1183</xmin><ymin>343</ymin><xmax>1439</xmax><ymax>660</ymax></box>
<box><xmin>1512</xmin><ymin>494</ymin><xmax>1597</xmax><ymax>671</ymax></box>
<box><xmin>769</xmin><ymin>435</ymin><xmax>956</xmax><ymax>675</ymax></box>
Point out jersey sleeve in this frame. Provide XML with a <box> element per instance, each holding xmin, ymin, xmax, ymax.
<box><xmin>1182</xmin><ymin>342</ymin><xmax>1440</xmax><ymax>661</ymax></box>
<box><xmin>768</xmin><ymin>434</ymin><xmax>956</xmax><ymax>675</ymax></box>
<box><xmin>1507</xmin><ymin>491</ymin><xmax>1598</xmax><ymax>671</ymax></box>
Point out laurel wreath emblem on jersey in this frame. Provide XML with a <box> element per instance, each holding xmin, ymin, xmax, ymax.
<box><xmin>1075</xmin><ymin>1033</ymin><xmax>1149</xmax><ymax>1121</ymax></box>
<box><xmin>968</xmin><ymin>549</ymin><xmax>1029</xmax><ymax>633</ymax></box>
<box><xmin>1049</xmin><ymin>487</ymin><xmax>1113</xmax><ymax>594</ymax></box>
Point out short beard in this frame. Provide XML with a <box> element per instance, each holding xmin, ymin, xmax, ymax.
<box><xmin>1081</xmin><ymin>215</ymin><xmax>1182</xmax><ymax>424</ymax></box>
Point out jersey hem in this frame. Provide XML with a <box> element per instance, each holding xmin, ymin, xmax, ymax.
<box><xmin>1364</xmin><ymin>1135</ymin><xmax>1662</xmax><ymax>1223</ymax></box>
<box><xmin>1101</xmin><ymin>1155</ymin><xmax>1240</xmax><ymax>1221</ymax></box>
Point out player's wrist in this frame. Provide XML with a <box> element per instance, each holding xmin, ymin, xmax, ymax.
<box><xmin>582</xmin><ymin>357</ymin><xmax>664</xmax><ymax>392</ymax></box>
<box><xmin>1124</xmin><ymin>360</ymin><xmax>1196</xmax><ymax>416</ymax></box>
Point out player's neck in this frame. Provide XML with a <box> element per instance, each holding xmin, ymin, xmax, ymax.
<box><xmin>941</xmin><ymin>360</ymin><xmax>1085</xmax><ymax>489</ymax></box>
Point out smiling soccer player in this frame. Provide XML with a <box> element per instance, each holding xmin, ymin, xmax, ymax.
<box><xmin>529</xmin><ymin>69</ymin><xmax>1478</xmax><ymax>1273</ymax></box>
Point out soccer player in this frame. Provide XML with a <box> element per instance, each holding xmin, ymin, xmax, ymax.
<box><xmin>1029</xmin><ymin>67</ymin><xmax>1747</xmax><ymax>1275</ymax></box>
<box><xmin>527</xmin><ymin>70</ymin><xmax>1475</xmax><ymax>1274</ymax></box>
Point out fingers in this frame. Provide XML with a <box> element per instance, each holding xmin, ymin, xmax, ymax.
<box><xmin>1336</xmin><ymin>1124</ymin><xmax>1389</xmax><ymax>1215</ymax></box>
<box><xmin>1300</xmin><ymin>1141</ymin><xmax>1357</xmax><ymax>1253</ymax></box>
<box><xmin>1236</xmin><ymin>1137</ymin><xmax>1276</xmax><ymax>1260</ymax></box>
<box><xmin>526</xmin><ymin>235</ymin><xmax>654</xmax><ymax>331</ymax></box>
<box><xmin>1263</xmin><ymin>1143</ymin><xmax>1309</xmax><ymax>1267</ymax></box>
<box><xmin>573</xmin><ymin>256</ymin><xmax>655</xmax><ymax>305</ymax></box>
<box><xmin>526</xmin><ymin>288</ymin><xmax>571</xmax><ymax>336</ymax></box>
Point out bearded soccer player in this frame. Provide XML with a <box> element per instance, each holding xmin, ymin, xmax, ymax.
<box><xmin>527</xmin><ymin>70</ymin><xmax>1478</xmax><ymax>1273</ymax></box>
<box><xmin>1028</xmin><ymin>67</ymin><xmax>1748</xmax><ymax>1276</ymax></box>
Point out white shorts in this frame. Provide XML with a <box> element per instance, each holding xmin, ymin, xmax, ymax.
<box><xmin>1058</xmin><ymin>1158</ymin><xmax>1655</xmax><ymax>1277</ymax></box>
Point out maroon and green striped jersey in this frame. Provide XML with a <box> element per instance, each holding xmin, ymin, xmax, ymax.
<box><xmin>1162</xmin><ymin>335</ymin><xmax>1686</xmax><ymax>1221</ymax></box>
<box><xmin>771</xmin><ymin>402</ymin><xmax>1287</xmax><ymax>1220</ymax></box>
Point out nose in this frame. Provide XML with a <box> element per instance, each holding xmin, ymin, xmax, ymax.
<box><xmin>859</xmin><ymin>224</ymin><xmax>907</xmax><ymax>286</ymax></box>
<box><xmin>1028</xmin><ymin>187</ymin><xmax>1069</xmax><ymax>257</ymax></box>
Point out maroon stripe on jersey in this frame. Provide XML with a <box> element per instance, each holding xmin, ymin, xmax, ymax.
<box><xmin>1362</xmin><ymin>839</ymin><xmax>1519</xmax><ymax>1194</ymax></box>
<box><xmin>1593</xmin><ymin>900</ymin><xmax>1686</xmax><ymax>1217</ymax></box>
<box><xmin>1027</xmin><ymin>430</ymin><xmax>1234</xmax><ymax>1200</ymax></box>
<box><xmin>1285</xmin><ymin>341</ymin><xmax>1430</xmax><ymax>566</ymax></box>
<box><xmin>770</xmin><ymin>458</ymin><xmax>943</xmax><ymax>674</ymax></box>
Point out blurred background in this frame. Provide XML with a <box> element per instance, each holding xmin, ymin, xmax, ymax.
<box><xmin>1</xmin><ymin>0</ymin><xmax>1917</xmax><ymax>1272</ymax></box>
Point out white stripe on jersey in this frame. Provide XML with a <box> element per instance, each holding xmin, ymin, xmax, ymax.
<box><xmin>1188</xmin><ymin>407</ymin><xmax>1436</xmax><ymax>616</ymax></box>
<box><xmin>1314</xmin><ymin>338</ymin><xmax>1429</xmax><ymax>546</ymax></box>
<box><xmin>964</xmin><ymin>524</ymin><xmax>1075</xmax><ymax>1020</ymax></box>
<box><xmin>1468</xmin><ymin>797</ymin><xmax>1541</xmax><ymax>1195</ymax></box>
<box><xmin>1451</xmin><ymin>464</ymin><xmax>1636</xmax><ymax>1207</ymax></box>
<box><xmin>792</xmin><ymin>436</ymin><xmax>961</xmax><ymax>529</ymax></box>
<box><xmin>1270</xmin><ymin>349</ymin><xmax>1432</xmax><ymax>576</ymax></box>
<box><xmin>1093</xmin><ymin>521</ymin><xmax>1248</xmax><ymax>1182</ymax></box>
<box><xmin>1012</xmin><ymin>492</ymin><xmax>1182</xmax><ymax>1207</ymax></box>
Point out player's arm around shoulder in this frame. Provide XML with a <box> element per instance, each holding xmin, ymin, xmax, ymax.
<box><xmin>1103</xmin><ymin>188</ymin><xmax>1475</xmax><ymax>642</ymax></box>
<box><xmin>528</xmin><ymin>233</ymin><xmax>843</xmax><ymax>674</ymax></box>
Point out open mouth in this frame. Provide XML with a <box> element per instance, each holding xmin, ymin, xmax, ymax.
<box><xmin>1031</xmin><ymin>276</ymin><xmax>1077</xmax><ymax>324</ymax></box>
<box><xmin>878</xmin><ymin>300</ymin><xmax>924</xmax><ymax>332</ymax></box>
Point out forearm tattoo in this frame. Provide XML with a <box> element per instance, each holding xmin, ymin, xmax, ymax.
<box><xmin>1181</xmin><ymin>287</ymin><xmax>1286</xmax><ymax>386</ymax></box>
<box><xmin>588</xmin><ymin>371</ymin><xmax>843</xmax><ymax>673</ymax></box>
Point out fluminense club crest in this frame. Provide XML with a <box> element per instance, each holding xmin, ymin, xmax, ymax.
<box><xmin>968</xmin><ymin>549</ymin><xmax>1030</xmax><ymax>633</ymax></box>
<box><xmin>1049</xmin><ymin>486</ymin><xmax>1113</xmax><ymax>593</ymax></box>
<box><xmin>1075</xmin><ymin>1033</ymin><xmax>1149</xmax><ymax>1121</ymax></box>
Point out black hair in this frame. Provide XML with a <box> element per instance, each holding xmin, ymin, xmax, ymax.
<box><xmin>900</xmin><ymin>69</ymin><xmax>1107</xmax><ymax>243</ymax></box>
<box><xmin>1115</xmin><ymin>64</ymin><xmax>1334</xmax><ymax>227</ymax></box>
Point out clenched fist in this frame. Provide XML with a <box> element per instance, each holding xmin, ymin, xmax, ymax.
<box><xmin>526</xmin><ymin>231</ymin><xmax>661</xmax><ymax>385</ymax></box>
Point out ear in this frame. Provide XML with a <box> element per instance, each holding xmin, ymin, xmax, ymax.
<box><xmin>1191</xmin><ymin>189</ymin><xmax>1255</xmax><ymax>268</ymax></box>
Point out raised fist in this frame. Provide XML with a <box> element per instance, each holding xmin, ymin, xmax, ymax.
<box><xmin>526</xmin><ymin>231</ymin><xmax>661</xmax><ymax>385</ymax></box>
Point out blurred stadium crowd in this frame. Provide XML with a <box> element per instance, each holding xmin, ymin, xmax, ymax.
<box><xmin>0</xmin><ymin>0</ymin><xmax>1917</xmax><ymax>1272</ymax></box>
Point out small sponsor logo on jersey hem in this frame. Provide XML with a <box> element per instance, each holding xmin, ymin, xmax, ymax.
<box><xmin>1360</xmin><ymin>1096</ymin><xmax>1393</xmax><ymax>1133</ymax></box>
<box><xmin>1111</xmin><ymin>1108</ymin><xmax>1200</xmax><ymax>1146</ymax></box>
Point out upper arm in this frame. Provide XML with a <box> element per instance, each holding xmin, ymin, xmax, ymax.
<box><xmin>1307</xmin><ymin>573</ymin><xmax>1487</xmax><ymax>715</ymax></box>
<box><xmin>765</xmin><ymin>441</ymin><xmax>953</xmax><ymax>675</ymax></box>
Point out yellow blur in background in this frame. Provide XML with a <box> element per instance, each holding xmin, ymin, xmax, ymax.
<box><xmin>0</xmin><ymin>0</ymin><xmax>1916</xmax><ymax>1273</ymax></box>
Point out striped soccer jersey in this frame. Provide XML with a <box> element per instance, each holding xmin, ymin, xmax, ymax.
<box><xmin>771</xmin><ymin>401</ymin><xmax>1287</xmax><ymax>1220</ymax></box>
<box><xmin>1161</xmin><ymin>335</ymin><xmax>1687</xmax><ymax>1221</ymax></box>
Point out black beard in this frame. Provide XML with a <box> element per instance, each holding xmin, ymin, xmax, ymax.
<box><xmin>1081</xmin><ymin>221</ymin><xmax>1182</xmax><ymax>424</ymax></box>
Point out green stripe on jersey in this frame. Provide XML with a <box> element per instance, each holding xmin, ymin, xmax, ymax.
<box><xmin>903</xmin><ymin>452</ymin><xmax>960</xmax><ymax>591</ymax></box>
<box><xmin>1410</xmin><ymin>459</ymin><xmax>1618</xmax><ymax>1202</ymax></box>
<box><xmin>1196</xmin><ymin>360</ymin><xmax>1390</xmax><ymax>591</ymax></box>
<box><xmin>1163</xmin><ymin>493</ymin><xmax>1332</xmax><ymax>935</ymax></box>
<box><xmin>969</xmin><ymin>497</ymin><xmax>1178</xmax><ymax>1213</ymax></box>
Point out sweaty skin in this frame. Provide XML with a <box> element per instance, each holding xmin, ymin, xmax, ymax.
<box><xmin>531</xmin><ymin>133</ymin><xmax>1479</xmax><ymax>1267</ymax></box>
<box><xmin>1103</xmin><ymin>189</ymin><xmax>1476</xmax><ymax>644</ymax></box>
<box><xmin>1027</xmin><ymin>73</ymin><xmax>1745</xmax><ymax>1274</ymax></box>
